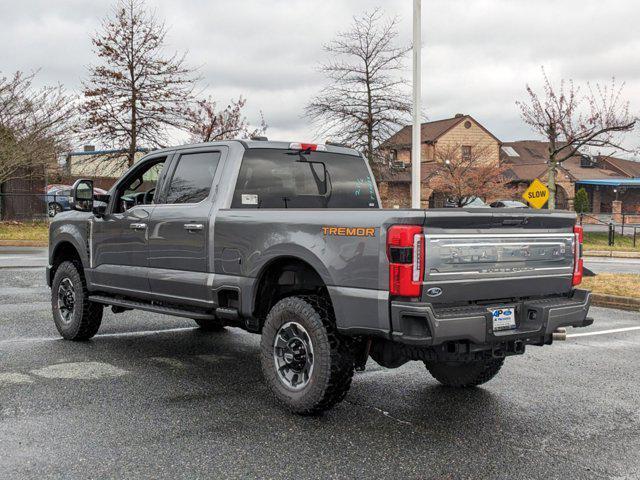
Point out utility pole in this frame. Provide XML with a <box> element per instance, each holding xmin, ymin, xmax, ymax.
<box><xmin>411</xmin><ymin>0</ymin><xmax>422</xmax><ymax>209</ymax></box>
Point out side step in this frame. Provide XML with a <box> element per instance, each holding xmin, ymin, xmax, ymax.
<box><xmin>215</xmin><ymin>307</ymin><xmax>239</xmax><ymax>321</ymax></box>
<box><xmin>89</xmin><ymin>295</ymin><xmax>216</xmax><ymax>321</ymax></box>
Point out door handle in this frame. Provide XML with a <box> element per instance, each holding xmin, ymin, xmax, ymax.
<box><xmin>184</xmin><ymin>223</ymin><xmax>204</xmax><ymax>232</ymax></box>
<box><xmin>129</xmin><ymin>223</ymin><xmax>147</xmax><ymax>230</ymax></box>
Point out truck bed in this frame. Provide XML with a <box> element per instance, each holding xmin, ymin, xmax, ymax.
<box><xmin>213</xmin><ymin>207</ymin><xmax>578</xmax><ymax>334</ymax></box>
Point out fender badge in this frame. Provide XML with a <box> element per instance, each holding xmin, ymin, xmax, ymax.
<box><xmin>426</xmin><ymin>287</ymin><xmax>443</xmax><ymax>297</ymax></box>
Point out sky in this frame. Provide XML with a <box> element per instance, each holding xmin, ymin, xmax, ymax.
<box><xmin>1</xmin><ymin>0</ymin><xmax>639</xmax><ymax>152</ymax></box>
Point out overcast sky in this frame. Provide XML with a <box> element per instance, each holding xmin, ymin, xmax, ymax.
<box><xmin>1</xmin><ymin>0</ymin><xmax>639</xmax><ymax>151</ymax></box>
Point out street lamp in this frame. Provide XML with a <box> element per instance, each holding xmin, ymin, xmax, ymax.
<box><xmin>411</xmin><ymin>0</ymin><xmax>422</xmax><ymax>209</ymax></box>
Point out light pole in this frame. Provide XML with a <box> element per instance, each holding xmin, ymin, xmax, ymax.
<box><xmin>411</xmin><ymin>0</ymin><xmax>422</xmax><ymax>209</ymax></box>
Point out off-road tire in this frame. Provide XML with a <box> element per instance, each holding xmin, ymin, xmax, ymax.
<box><xmin>260</xmin><ymin>295</ymin><xmax>354</xmax><ymax>415</ymax></box>
<box><xmin>51</xmin><ymin>260</ymin><xmax>103</xmax><ymax>340</ymax></box>
<box><xmin>425</xmin><ymin>358</ymin><xmax>504</xmax><ymax>387</ymax></box>
<box><xmin>193</xmin><ymin>318</ymin><xmax>225</xmax><ymax>331</ymax></box>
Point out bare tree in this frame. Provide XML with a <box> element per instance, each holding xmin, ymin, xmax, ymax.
<box><xmin>517</xmin><ymin>69</ymin><xmax>637</xmax><ymax>208</ymax></box>
<box><xmin>79</xmin><ymin>0</ymin><xmax>197</xmax><ymax>168</ymax></box>
<box><xmin>305</xmin><ymin>9</ymin><xmax>411</xmax><ymax>161</ymax></box>
<box><xmin>427</xmin><ymin>144</ymin><xmax>512</xmax><ymax>207</ymax></box>
<box><xmin>0</xmin><ymin>71</ymin><xmax>74</xmax><ymax>186</ymax></box>
<box><xmin>186</xmin><ymin>96</ymin><xmax>266</xmax><ymax>143</ymax></box>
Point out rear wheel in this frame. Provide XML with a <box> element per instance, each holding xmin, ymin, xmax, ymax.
<box><xmin>193</xmin><ymin>318</ymin><xmax>225</xmax><ymax>331</ymax></box>
<box><xmin>51</xmin><ymin>261</ymin><xmax>103</xmax><ymax>340</ymax></box>
<box><xmin>425</xmin><ymin>358</ymin><xmax>504</xmax><ymax>387</ymax></box>
<box><xmin>260</xmin><ymin>295</ymin><xmax>354</xmax><ymax>414</ymax></box>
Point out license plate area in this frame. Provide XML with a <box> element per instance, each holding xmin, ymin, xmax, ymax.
<box><xmin>490</xmin><ymin>306</ymin><xmax>516</xmax><ymax>332</ymax></box>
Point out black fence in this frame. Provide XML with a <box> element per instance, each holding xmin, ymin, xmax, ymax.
<box><xmin>605</xmin><ymin>223</ymin><xmax>639</xmax><ymax>248</ymax></box>
<box><xmin>0</xmin><ymin>193</ymin><xmax>71</xmax><ymax>221</ymax></box>
<box><xmin>579</xmin><ymin>213</ymin><xmax>639</xmax><ymax>248</ymax></box>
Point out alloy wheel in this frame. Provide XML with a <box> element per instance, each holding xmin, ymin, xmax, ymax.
<box><xmin>57</xmin><ymin>278</ymin><xmax>76</xmax><ymax>323</ymax></box>
<box><xmin>273</xmin><ymin>321</ymin><xmax>314</xmax><ymax>391</ymax></box>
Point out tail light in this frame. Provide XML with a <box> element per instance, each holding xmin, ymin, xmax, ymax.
<box><xmin>387</xmin><ymin>225</ymin><xmax>424</xmax><ymax>297</ymax></box>
<box><xmin>572</xmin><ymin>225</ymin><xmax>583</xmax><ymax>286</ymax></box>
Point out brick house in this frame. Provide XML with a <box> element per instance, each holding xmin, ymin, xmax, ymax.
<box><xmin>501</xmin><ymin>141</ymin><xmax>640</xmax><ymax>221</ymax></box>
<box><xmin>377</xmin><ymin>114</ymin><xmax>501</xmax><ymax>208</ymax></box>
<box><xmin>376</xmin><ymin>114</ymin><xmax>640</xmax><ymax>218</ymax></box>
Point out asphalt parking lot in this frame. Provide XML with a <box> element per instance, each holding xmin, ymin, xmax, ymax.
<box><xmin>1</xmin><ymin>265</ymin><xmax>639</xmax><ymax>479</ymax></box>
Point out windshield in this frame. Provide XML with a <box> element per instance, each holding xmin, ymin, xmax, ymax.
<box><xmin>231</xmin><ymin>148</ymin><xmax>379</xmax><ymax>209</ymax></box>
<box><xmin>502</xmin><ymin>200</ymin><xmax>527</xmax><ymax>208</ymax></box>
<box><xmin>465</xmin><ymin>197</ymin><xmax>488</xmax><ymax>208</ymax></box>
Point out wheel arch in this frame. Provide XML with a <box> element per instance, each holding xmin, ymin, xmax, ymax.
<box><xmin>251</xmin><ymin>255</ymin><xmax>333</xmax><ymax>329</ymax></box>
<box><xmin>50</xmin><ymin>237</ymin><xmax>87</xmax><ymax>281</ymax></box>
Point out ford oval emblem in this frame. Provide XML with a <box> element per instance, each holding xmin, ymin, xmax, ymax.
<box><xmin>426</xmin><ymin>287</ymin><xmax>443</xmax><ymax>297</ymax></box>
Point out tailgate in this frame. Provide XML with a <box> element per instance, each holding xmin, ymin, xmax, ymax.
<box><xmin>420</xmin><ymin>209</ymin><xmax>577</xmax><ymax>304</ymax></box>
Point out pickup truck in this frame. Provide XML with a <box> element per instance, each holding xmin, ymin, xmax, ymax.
<box><xmin>47</xmin><ymin>140</ymin><xmax>593</xmax><ymax>414</ymax></box>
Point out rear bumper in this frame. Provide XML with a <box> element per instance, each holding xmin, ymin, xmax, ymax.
<box><xmin>390</xmin><ymin>289</ymin><xmax>592</xmax><ymax>346</ymax></box>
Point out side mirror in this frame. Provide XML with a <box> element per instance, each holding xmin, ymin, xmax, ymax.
<box><xmin>71</xmin><ymin>179</ymin><xmax>94</xmax><ymax>213</ymax></box>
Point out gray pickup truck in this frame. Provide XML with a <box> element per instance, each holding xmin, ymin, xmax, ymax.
<box><xmin>47</xmin><ymin>140</ymin><xmax>592</xmax><ymax>414</ymax></box>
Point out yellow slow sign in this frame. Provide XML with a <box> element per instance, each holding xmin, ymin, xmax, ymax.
<box><xmin>522</xmin><ymin>179</ymin><xmax>549</xmax><ymax>209</ymax></box>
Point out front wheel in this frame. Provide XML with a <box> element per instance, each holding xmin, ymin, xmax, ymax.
<box><xmin>51</xmin><ymin>261</ymin><xmax>103</xmax><ymax>340</ymax></box>
<box><xmin>425</xmin><ymin>358</ymin><xmax>504</xmax><ymax>388</ymax></box>
<box><xmin>260</xmin><ymin>296</ymin><xmax>354</xmax><ymax>414</ymax></box>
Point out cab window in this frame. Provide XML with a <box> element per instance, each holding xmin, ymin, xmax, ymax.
<box><xmin>231</xmin><ymin>149</ymin><xmax>378</xmax><ymax>209</ymax></box>
<box><xmin>164</xmin><ymin>151</ymin><xmax>221</xmax><ymax>204</ymax></box>
<box><xmin>113</xmin><ymin>157</ymin><xmax>167</xmax><ymax>213</ymax></box>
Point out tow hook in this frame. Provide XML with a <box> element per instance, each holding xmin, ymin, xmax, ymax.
<box><xmin>552</xmin><ymin>328</ymin><xmax>567</xmax><ymax>341</ymax></box>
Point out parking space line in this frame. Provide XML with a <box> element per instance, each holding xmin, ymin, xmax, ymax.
<box><xmin>567</xmin><ymin>326</ymin><xmax>640</xmax><ymax>338</ymax></box>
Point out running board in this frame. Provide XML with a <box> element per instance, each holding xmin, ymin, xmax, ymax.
<box><xmin>89</xmin><ymin>295</ymin><xmax>216</xmax><ymax>321</ymax></box>
<box><xmin>215</xmin><ymin>307</ymin><xmax>239</xmax><ymax>321</ymax></box>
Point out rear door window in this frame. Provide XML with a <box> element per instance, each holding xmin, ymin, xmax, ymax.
<box><xmin>231</xmin><ymin>149</ymin><xmax>378</xmax><ymax>208</ymax></box>
<box><xmin>164</xmin><ymin>151</ymin><xmax>221</xmax><ymax>204</ymax></box>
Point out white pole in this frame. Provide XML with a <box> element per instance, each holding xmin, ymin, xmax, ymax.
<box><xmin>411</xmin><ymin>0</ymin><xmax>422</xmax><ymax>209</ymax></box>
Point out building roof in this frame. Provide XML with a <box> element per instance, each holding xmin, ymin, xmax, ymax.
<box><xmin>503</xmin><ymin>164</ymin><xmax>548</xmax><ymax>182</ymax></box>
<box><xmin>501</xmin><ymin>140</ymin><xmax>631</xmax><ymax>182</ymax></box>
<box><xmin>500</xmin><ymin>140</ymin><xmax>550</xmax><ymax>165</ymax></box>
<box><xmin>561</xmin><ymin>156</ymin><xmax>628</xmax><ymax>181</ymax></box>
<box><xmin>597</xmin><ymin>155</ymin><xmax>640</xmax><ymax>178</ymax></box>
<box><xmin>381</xmin><ymin>114</ymin><xmax>500</xmax><ymax>148</ymax></box>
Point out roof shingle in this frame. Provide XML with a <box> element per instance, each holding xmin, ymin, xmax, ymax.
<box><xmin>381</xmin><ymin>116</ymin><xmax>467</xmax><ymax>148</ymax></box>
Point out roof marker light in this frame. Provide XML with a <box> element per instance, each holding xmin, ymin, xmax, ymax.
<box><xmin>289</xmin><ymin>143</ymin><xmax>327</xmax><ymax>152</ymax></box>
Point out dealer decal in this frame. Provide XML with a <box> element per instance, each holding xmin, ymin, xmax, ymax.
<box><xmin>322</xmin><ymin>226</ymin><xmax>376</xmax><ymax>237</ymax></box>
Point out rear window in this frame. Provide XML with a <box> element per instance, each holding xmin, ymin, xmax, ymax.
<box><xmin>231</xmin><ymin>149</ymin><xmax>378</xmax><ymax>209</ymax></box>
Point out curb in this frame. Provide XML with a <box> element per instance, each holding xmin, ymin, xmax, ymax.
<box><xmin>585</xmin><ymin>250</ymin><xmax>640</xmax><ymax>259</ymax></box>
<box><xmin>591</xmin><ymin>293</ymin><xmax>640</xmax><ymax>312</ymax></box>
<box><xmin>0</xmin><ymin>240</ymin><xmax>48</xmax><ymax>247</ymax></box>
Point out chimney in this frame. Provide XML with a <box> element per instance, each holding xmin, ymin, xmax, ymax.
<box><xmin>454</xmin><ymin>113</ymin><xmax>464</xmax><ymax>118</ymax></box>
<box><xmin>83</xmin><ymin>145</ymin><xmax>96</xmax><ymax>152</ymax></box>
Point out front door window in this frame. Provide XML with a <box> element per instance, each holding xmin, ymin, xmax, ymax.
<box><xmin>114</xmin><ymin>158</ymin><xmax>167</xmax><ymax>213</ymax></box>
